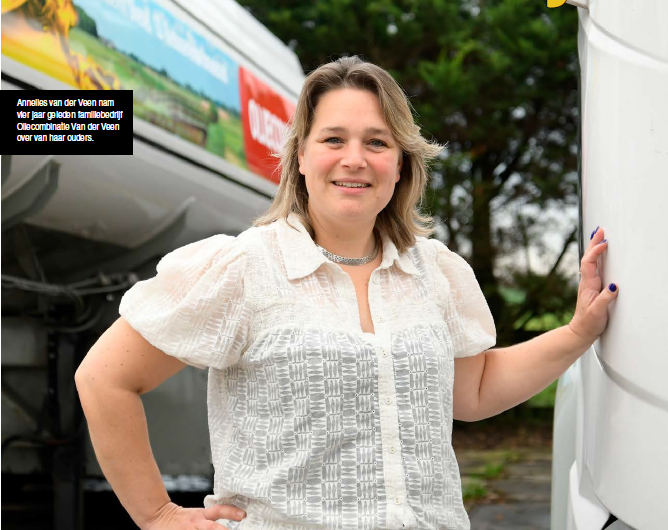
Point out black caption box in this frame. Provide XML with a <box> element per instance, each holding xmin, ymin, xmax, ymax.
<box><xmin>3</xmin><ymin>89</ymin><xmax>133</xmax><ymax>155</ymax></box>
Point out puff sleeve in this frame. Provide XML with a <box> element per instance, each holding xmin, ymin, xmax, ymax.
<box><xmin>430</xmin><ymin>238</ymin><xmax>496</xmax><ymax>358</ymax></box>
<box><xmin>119</xmin><ymin>234</ymin><xmax>251</xmax><ymax>370</ymax></box>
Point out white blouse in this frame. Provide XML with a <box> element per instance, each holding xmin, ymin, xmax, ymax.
<box><xmin>119</xmin><ymin>213</ymin><xmax>496</xmax><ymax>530</ymax></box>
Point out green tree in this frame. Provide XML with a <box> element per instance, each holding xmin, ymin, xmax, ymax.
<box><xmin>74</xmin><ymin>6</ymin><xmax>98</xmax><ymax>37</ymax></box>
<box><xmin>239</xmin><ymin>0</ymin><xmax>580</xmax><ymax>345</ymax></box>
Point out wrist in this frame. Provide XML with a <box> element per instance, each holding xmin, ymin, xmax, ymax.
<box><xmin>566</xmin><ymin>321</ymin><xmax>594</xmax><ymax>354</ymax></box>
<box><xmin>138</xmin><ymin>499</ymin><xmax>176</xmax><ymax>530</ymax></box>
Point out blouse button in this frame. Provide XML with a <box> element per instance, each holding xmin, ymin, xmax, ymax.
<box><xmin>385</xmin><ymin>397</ymin><xmax>392</xmax><ymax>405</ymax></box>
<box><xmin>373</xmin><ymin>276</ymin><xmax>380</xmax><ymax>284</ymax></box>
<box><xmin>378</xmin><ymin>317</ymin><xmax>384</xmax><ymax>323</ymax></box>
<box><xmin>389</xmin><ymin>447</ymin><xmax>396</xmax><ymax>454</ymax></box>
<box><xmin>395</xmin><ymin>496</ymin><xmax>402</xmax><ymax>505</ymax></box>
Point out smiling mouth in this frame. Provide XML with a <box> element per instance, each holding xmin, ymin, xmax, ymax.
<box><xmin>333</xmin><ymin>182</ymin><xmax>371</xmax><ymax>188</ymax></box>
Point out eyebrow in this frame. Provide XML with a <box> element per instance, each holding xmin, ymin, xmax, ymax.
<box><xmin>319</xmin><ymin>126</ymin><xmax>392</xmax><ymax>137</ymax></box>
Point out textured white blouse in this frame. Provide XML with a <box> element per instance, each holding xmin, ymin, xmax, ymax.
<box><xmin>119</xmin><ymin>213</ymin><xmax>496</xmax><ymax>530</ymax></box>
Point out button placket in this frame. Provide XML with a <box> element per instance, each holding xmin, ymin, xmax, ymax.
<box><xmin>374</xmin><ymin>337</ymin><xmax>412</xmax><ymax>527</ymax></box>
<box><xmin>368</xmin><ymin>271</ymin><xmax>382</xmax><ymax>332</ymax></box>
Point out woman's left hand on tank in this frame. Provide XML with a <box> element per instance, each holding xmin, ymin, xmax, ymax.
<box><xmin>568</xmin><ymin>226</ymin><xmax>619</xmax><ymax>346</ymax></box>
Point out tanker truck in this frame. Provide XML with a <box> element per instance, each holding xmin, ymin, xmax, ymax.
<box><xmin>1</xmin><ymin>1</ymin><xmax>303</xmax><ymax>528</ymax></box>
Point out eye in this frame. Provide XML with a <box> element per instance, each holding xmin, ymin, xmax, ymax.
<box><xmin>369</xmin><ymin>139</ymin><xmax>388</xmax><ymax>148</ymax></box>
<box><xmin>324</xmin><ymin>137</ymin><xmax>343</xmax><ymax>144</ymax></box>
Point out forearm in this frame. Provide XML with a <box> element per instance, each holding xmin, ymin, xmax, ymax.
<box><xmin>474</xmin><ymin>324</ymin><xmax>590</xmax><ymax>420</ymax></box>
<box><xmin>76</xmin><ymin>376</ymin><xmax>170</xmax><ymax>528</ymax></box>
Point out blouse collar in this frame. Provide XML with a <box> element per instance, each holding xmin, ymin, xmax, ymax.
<box><xmin>275</xmin><ymin>213</ymin><xmax>420</xmax><ymax>280</ymax></box>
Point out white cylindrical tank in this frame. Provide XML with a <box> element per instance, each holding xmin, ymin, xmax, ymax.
<box><xmin>553</xmin><ymin>1</ymin><xmax>668</xmax><ymax>529</ymax></box>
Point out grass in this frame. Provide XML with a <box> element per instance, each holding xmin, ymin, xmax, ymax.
<box><xmin>462</xmin><ymin>477</ymin><xmax>488</xmax><ymax>502</ymax></box>
<box><xmin>482</xmin><ymin>461</ymin><xmax>507</xmax><ymax>480</ymax></box>
<box><xmin>462</xmin><ymin>450</ymin><xmax>519</xmax><ymax>481</ymax></box>
<box><xmin>461</xmin><ymin>450</ymin><xmax>522</xmax><ymax>508</ymax></box>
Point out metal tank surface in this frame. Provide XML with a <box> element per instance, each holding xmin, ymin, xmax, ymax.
<box><xmin>551</xmin><ymin>1</ymin><xmax>668</xmax><ymax>530</ymax></box>
<box><xmin>1</xmin><ymin>0</ymin><xmax>303</xmax><ymax>528</ymax></box>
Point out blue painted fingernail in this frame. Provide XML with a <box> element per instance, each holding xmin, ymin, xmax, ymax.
<box><xmin>609</xmin><ymin>283</ymin><xmax>617</xmax><ymax>292</ymax></box>
<box><xmin>590</xmin><ymin>226</ymin><xmax>599</xmax><ymax>240</ymax></box>
<box><xmin>597</xmin><ymin>239</ymin><xmax>607</xmax><ymax>245</ymax></box>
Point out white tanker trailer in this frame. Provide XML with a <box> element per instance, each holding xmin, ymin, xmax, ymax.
<box><xmin>1</xmin><ymin>1</ymin><xmax>303</xmax><ymax>527</ymax></box>
<box><xmin>551</xmin><ymin>2</ymin><xmax>668</xmax><ymax>530</ymax></box>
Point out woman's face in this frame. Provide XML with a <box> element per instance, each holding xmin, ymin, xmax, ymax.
<box><xmin>298</xmin><ymin>88</ymin><xmax>402</xmax><ymax>230</ymax></box>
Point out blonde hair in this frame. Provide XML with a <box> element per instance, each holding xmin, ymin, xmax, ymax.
<box><xmin>253</xmin><ymin>56</ymin><xmax>443</xmax><ymax>254</ymax></box>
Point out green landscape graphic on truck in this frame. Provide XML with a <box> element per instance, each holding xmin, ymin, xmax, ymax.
<box><xmin>2</xmin><ymin>0</ymin><xmax>249</xmax><ymax>169</ymax></box>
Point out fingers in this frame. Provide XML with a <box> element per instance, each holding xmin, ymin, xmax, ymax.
<box><xmin>202</xmin><ymin>504</ymin><xmax>246</xmax><ymax>523</ymax></box>
<box><xmin>580</xmin><ymin>226</ymin><xmax>608</xmax><ymax>281</ymax></box>
<box><xmin>585</xmin><ymin>225</ymin><xmax>606</xmax><ymax>256</ymax></box>
<box><xmin>590</xmin><ymin>282</ymin><xmax>620</xmax><ymax>317</ymax></box>
<box><xmin>585</xmin><ymin>226</ymin><xmax>607</xmax><ymax>255</ymax></box>
<box><xmin>579</xmin><ymin>247</ymin><xmax>605</xmax><ymax>285</ymax></box>
<box><xmin>581</xmin><ymin>238</ymin><xmax>607</xmax><ymax>268</ymax></box>
<box><xmin>588</xmin><ymin>225</ymin><xmax>603</xmax><ymax>247</ymax></box>
<box><xmin>196</xmin><ymin>522</ymin><xmax>230</xmax><ymax>530</ymax></box>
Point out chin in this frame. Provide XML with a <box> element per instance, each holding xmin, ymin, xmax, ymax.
<box><xmin>337</xmin><ymin>212</ymin><xmax>378</xmax><ymax>225</ymax></box>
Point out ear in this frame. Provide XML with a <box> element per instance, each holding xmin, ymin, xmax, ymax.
<box><xmin>396</xmin><ymin>153</ymin><xmax>403</xmax><ymax>182</ymax></box>
<box><xmin>298</xmin><ymin>146</ymin><xmax>305</xmax><ymax>175</ymax></box>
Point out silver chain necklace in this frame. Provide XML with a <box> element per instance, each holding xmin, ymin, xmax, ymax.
<box><xmin>316</xmin><ymin>237</ymin><xmax>379</xmax><ymax>266</ymax></box>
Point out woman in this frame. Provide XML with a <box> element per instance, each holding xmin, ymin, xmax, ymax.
<box><xmin>75</xmin><ymin>56</ymin><xmax>617</xmax><ymax>530</ymax></box>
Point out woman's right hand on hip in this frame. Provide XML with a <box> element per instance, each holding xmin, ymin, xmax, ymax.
<box><xmin>142</xmin><ymin>502</ymin><xmax>247</xmax><ymax>530</ymax></box>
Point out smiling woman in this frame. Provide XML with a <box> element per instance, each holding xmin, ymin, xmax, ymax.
<box><xmin>254</xmin><ymin>56</ymin><xmax>442</xmax><ymax>255</ymax></box>
<box><xmin>76</xmin><ymin>55</ymin><xmax>617</xmax><ymax>530</ymax></box>
<box><xmin>296</xmin><ymin>88</ymin><xmax>402</xmax><ymax>256</ymax></box>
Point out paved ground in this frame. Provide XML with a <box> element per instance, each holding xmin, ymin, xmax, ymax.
<box><xmin>458</xmin><ymin>448</ymin><xmax>552</xmax><ymax>530</ymax></box>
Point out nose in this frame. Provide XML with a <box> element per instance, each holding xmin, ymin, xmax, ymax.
<box><xmin>340</xmin><ymin>141</ymin><xmax>367</xmax><ymax>171</ymax></box>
